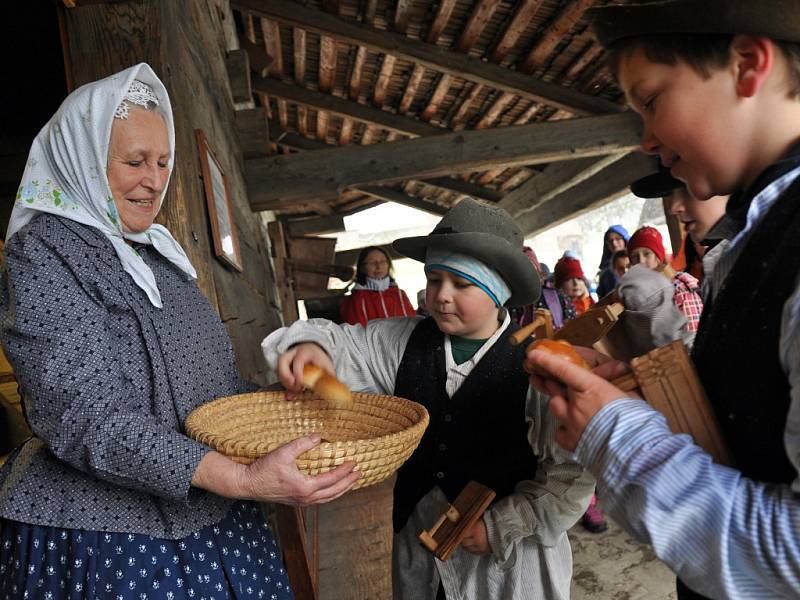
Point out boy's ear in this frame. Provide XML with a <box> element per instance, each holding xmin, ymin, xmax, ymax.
<box><xmin>731</xmin><ymin>35</ymin><xmax>775</xmax><ymax>98</ymax></box>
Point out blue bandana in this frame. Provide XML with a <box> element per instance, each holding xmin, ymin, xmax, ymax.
<box><xmin>424</xmin><ymin>250</ymin><xmax>512</xmax><ymax>307</ymax></box>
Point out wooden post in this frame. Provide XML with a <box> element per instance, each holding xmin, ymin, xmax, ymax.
<box><xmin>268</xmin><ymin>220</ymin><xmax>299</xmax><ymax>324</ymax></box>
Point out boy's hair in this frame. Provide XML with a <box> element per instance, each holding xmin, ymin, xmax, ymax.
<box><xmin>612</xmin><ymin>249</ymin><xmax>629</xmax><ymax>263</ymax></box>
<box><xmin>607</xmin><ymin>34</ymin><xmax>800</xmax><ymax>98</ymax></box>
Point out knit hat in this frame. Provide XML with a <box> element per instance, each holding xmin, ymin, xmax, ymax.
<box><xmin>554</xmin><ymin>257</ymin><xmax>585</xmax><ymax>289</ymax></box>
<box><xmin>393</xmin><ymin>198</ymin><xmax>540</xmax><ymax>306</ymax></box>
<box><xmin>628</xmin><ymin>226</ymin><xmax>666</xmax><ymax>263</ymax></box>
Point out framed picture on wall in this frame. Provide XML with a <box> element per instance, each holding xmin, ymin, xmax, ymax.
<box><xmin>195</xmin><ymin>129</ymin><xmax>243</xmax><ymax>272</ymax></box>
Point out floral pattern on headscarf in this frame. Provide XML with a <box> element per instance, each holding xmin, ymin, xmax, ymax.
<box><xmin>9</xmin><ymin>63</ymin><xmax>196</xmax><ymax>308</ymax></box>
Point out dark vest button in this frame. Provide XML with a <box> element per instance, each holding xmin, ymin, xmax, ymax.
<box><xmin>438</xmin><ymin>443</ymin><xmax>448</xmax><ymax>452</ymax></box>
<box><xmin>436</xmin><ymin>471</ymin><xmax>445</xmax><ymax>479</ymax></box>
<box><xmin>443</xmin><ymin>413</ymin><xmax>453</xmax><ymax>422</ymax></box>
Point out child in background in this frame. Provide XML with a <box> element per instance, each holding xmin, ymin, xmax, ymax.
<box><xmin>511</xmin><ymin>246</ymin><xmax>576</xmax><ymax>330</ymax></box>
<box><xmin>611</xmin><ymin>249</ymin><xmax>630</xmax><ymax>280</ymax></box>
<box><xmin>627</xmin><ymin>226</ymin><xmax>704</xmax><ymax>332</ymax></box>
<box><xmin>596</xmin><ymin>225</ymin><xmax>630</xmax><ymax>297</ymax></box>
<box><xmin>554</xmin><ymin>256</ymin><xmax>594</xmax><ymax>315</ymax></box>
<box><xmin>340</xmin><ymin>246</ymin><xmax>415</xmax><ymax>326</ymax></box>
<box><xmin>263</xmin><ymin>198</ymin><xmax>593</xmax><ymax>600</ymax></box>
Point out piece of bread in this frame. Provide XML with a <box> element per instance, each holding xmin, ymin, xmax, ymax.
<box><xmin>302</xmin><ymin>364</ymin><xmax>353</xmax><ymax>408</ymax></box>
<box><xmin>527</xmin><ymin>339</ymin><xmax>590</xmax><ymax>376</ymax></box>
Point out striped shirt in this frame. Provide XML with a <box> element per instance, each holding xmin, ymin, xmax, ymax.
<box><xmin>262</xmin><ymin>313</ymin><xmax>594</xmax><ymax>600</ymax></box>
<box><xmin>577</xmin><ymin>165</ymin><xmax>800</xmax><ymax>599</ymax></box>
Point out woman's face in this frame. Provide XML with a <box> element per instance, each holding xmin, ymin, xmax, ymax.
<box><xmin>362</xmin><ymin>249</ymin><xmax>390</xmax><ymax>279</ymax></box>
<box><xmin>607</xmin><ymin>232</ymin><xmax>626</xmax><ymax>253</ymax></box>
<box><xmin>107</xmin><ymin>108</ymin><xmax>170</xmax><ymax>233</ymax></box>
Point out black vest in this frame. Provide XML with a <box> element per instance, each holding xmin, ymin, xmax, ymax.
<box><xmin>392</xmin><ymin>318</ymin><xmax>538</xmax><ymax>532</ymax></box>
<box><xmin>691</xmin><ymin>176</ymin><xmax>800</xmax><ymax>484</ymax></box>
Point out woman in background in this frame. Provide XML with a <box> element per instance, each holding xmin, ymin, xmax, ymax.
<box><xmin>340</xmin><ymin>246</ymin><xmax>415</xmax><ymax>326</ymax></box>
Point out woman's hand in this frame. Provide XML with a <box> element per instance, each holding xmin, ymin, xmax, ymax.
<box><xmin>276</xmin><ymin>342</ymin><xmax>335</xmax><ymax>395</ymax></box>
<box><xmin>460</xmin><ymin>518</ymin><xmax>490</xmax><ymax>555</ymax></box>
<box><xmin>524</xmin><ymin>347</ymin><xmax>631</xmax><ymax>452</ymax></box>
<box><xmin>238</xmin><ymin>435</ymin><xmax>360</xmax><ymax>505</ymax></box>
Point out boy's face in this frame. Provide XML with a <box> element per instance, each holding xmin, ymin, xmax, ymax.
<box><xmin>618</xmin><ymin>47</ymin><xmax>746</xmax><ymax>201</ymax></box>
<box><xmin>666</xmin><ymin>187</ymin><xmax>729</xmax><ymax>243</ymax></box>
<box><xmin>613</xmin><ymin>256</ymin><xmax>630</xmax><ymax>278</ymax></box>
<box><xmin>425</xmin><ymin>269</ymin><xmax>500</xmax><ymax>339</ymax></box>
<box><xmin>560</xmin><ymin>277</ymin><xmax>588</xmax><ymax>299</ymax></box>
<box><xmin>629</xmin><ymin>247</ymin><xmax>661</xmax><ymax>270</ymax></box>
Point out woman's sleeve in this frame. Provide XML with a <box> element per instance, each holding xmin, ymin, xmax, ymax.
<box><xmin>1</xmin><ymin>231</ymin><xmax>211</xmax><ymax>501</ymax></box>
<box><xmin>400</xmin><ymin>289</ymin><xmax>415</xmax><ymax>317</ymax></box>
<box><xmin>482</xmin><ymin>389</ymin><xmax>594</xmax><ymax>564</ymax></box>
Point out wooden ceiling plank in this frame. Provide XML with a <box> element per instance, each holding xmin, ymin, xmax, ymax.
<box><xmin>499</xmin><ymin>152</ymin><xmax>629</xmax><ymax>216</ymax></box>
<box><xmin>563</xmin><ymin>43</ymin><xmax>605</xmax><ymax>82</ymax></box>
<box><xmin>277</xmin><ymin>98</ymin><xmax>288</xmax><ymax>128</ymax></box>
<box><xmin>319</xmin><ymin>35</ymin><xmax>337</xmax><ymax>92</ymax></box>
<box><xmin>233</xmin><ymin>0</ymin><xmax>619</xmax><ymax>115</ymax></box>
<box><xmin>394</xmin><ymin>0</ymin><xmax>413</xmax><ymax>34</ymax></box>
<box><xmin>477</xmin><ymin>167</ymin><xmax>505</xmax><ymax>186</ymax></box>
<box><xmin>420</xmin><ymin>73</ymin><xmax>452</xmax><ymax>121</ymax></box>
<box><xmin>519</xmin><ymin>0</ymin><xmax>595</xmax><ymax>75</ymax></box>
<box><xmin>316</xmin><ymin>111</ymin><xmax>329</xmax><ymax>141</ymax></box>
<box><xmin>416</xmin><ymin>176</ymin><xmax>504</xmax><ymax>203</ymax></box>
<box><xmin>426</xmin><ymin>0</ymin><xmax>457</xmax><ymax>43</ymax></box>
<box><xmin>455</xmin><ymin>0</ymin><xmax>502</xmax><ymax>53</ymax></box>
<box><xmin>373</xmin><ymin>54</ymin><xmax>396</xmax><ymax>106</ymax></box>
<box><xmin>339</xmin><ymin>117</ymin><xmax>354</xmax><ymax>145</ymax></box>
<box><xmin>246</xmin><ymin>111</ymin><xmax>643</xmax><ymax>209</ymax></box>
<box><xmin>489</xmin><ymin>0</ymin><xmax>543</xmax><ymax>64</ymax></box>
<box><xmin>473</xmin><ymin>91</ymin><xmax>516</xmax><ymax>129</ymax></box>
<box><xmin>518</xmin><ymin>153</ymin><xmax>656</xmax><ymax>235</ymax></box>
<box><xmin>348</xmin><ymin>45</ymin><xmax>368</xmax><ymax>101</ymax></box>
<box><xmin>364</xmin><ymin>0</ymin><xmax>378</xmax><ymax>24</ymax></box>
<box><xmin>253</xmin><ymin>76</ymin><xmax>443</xmax><ymax>137</ymax></box>
<box><xmin>297</xmin><ymin>104</ymin><xmax>308</xmax><ymax>136</ymax></box>
<box><xmin>360</xmin><ymin>124</ymin><xmax>377</xmax><ymax>145</ymax></box>
<box><xmin>259</xmin><ymin>17</ymin><xmax>284</xmax><ymax>77</ymax></box>
<box><xmin>293</xmin><ymin>27</ymin><xmax>306</xmax><ymax>83</ymax></box>
<box><xmin>398</xmin><ymin>64</ymin><xmax>425</xmax><ymax>114</ymax></box>
<box><xmin>353</xmin><ymin>185</ymin><xmax>448</xmax><ymax>215</ymax></box>
<box><xmin>449</xmin><ymin>82</ymin><xmax>483</xmax><ymax>130</ymax></box>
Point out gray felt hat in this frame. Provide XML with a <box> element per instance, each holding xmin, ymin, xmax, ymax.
<box><xmin>392</xmin><ymin>198</ymin><xmax>541</xmax><ymax>307</ymax></box>
<box><xmin>590</xmin><ymin>0</ymin><xmax>800</xmax><ymax>49</ymax></box>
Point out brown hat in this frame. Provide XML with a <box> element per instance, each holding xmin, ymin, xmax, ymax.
<box><xmin>630</xmin><ymin>166</ymin><xmax>684</xmax><ymax>199</ymax></box>
<box><xmin>393</xmin><ymin>198</ymin><xmax>540</xmax><ymax>306</ymax></box>
<box><xmin>590</xmin><ymin>0</ymin><xmax>800</xmax><ymax>49</ymax></box>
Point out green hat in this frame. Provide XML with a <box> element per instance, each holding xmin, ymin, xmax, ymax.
<box><xmin>590</xmin><ymin>0</ymin><xmax>800</xmax><ymax>49</ymax></box>
<box><xmin>392</xmin><ymin>198</ymin><xmax>540</xmax><ymax>307</ymax></box>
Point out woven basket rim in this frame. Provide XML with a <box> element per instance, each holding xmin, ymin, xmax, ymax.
<box><xmin>185</xmin><ymin>390</ymin><xmax>429</xmax><ymax>462</ymax></box>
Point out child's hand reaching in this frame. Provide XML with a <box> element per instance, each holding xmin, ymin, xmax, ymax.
<box><xmin>525</xmin><ymin>345</ymin><xmax>631</xmax><ymax>452</ymax></box>
<box><xmin>461</xmin><ymin>518</ymin><xmax>490</xmax><ymax>555</ymax></box>
<box><xmin>277</xmin><ymin>342</ymin><xmax>335</xmax><ymax>396</ymax></box>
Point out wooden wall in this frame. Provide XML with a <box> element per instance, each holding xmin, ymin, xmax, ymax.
<box><xmin>61</xmin><ymin>0</ymin><xmax>283</xmax><ymax>384</ymax></box>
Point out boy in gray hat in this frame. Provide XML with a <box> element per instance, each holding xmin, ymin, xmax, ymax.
<box><xmin>527</xmin><ymin>1</ymin><xmax>800</xmax><ymax>598</ymax></box>
<box><xmin>263</xmin><ymin>198</ymin><xmax>593</xmax><ymax>600</ymax></box>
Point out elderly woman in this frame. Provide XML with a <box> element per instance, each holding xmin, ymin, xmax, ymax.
<box><xmin>0</xmin><ymin>63</ymin><xmax>358</xmax><ymax>598</ymax></box>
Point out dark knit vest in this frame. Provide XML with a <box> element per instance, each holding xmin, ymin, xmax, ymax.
<box><xmin>691</xmin><ymin>176</ymin><xmax>800</xmax><ymax>484</ymax></box>
<box><xmin>392</xmin><ymin>317</ymin><xmax>538</xmax><ymax>532</ymax></box>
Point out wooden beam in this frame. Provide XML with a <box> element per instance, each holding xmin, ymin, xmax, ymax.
<box><xmin>520</xmin><ymin>0</ymin><xmax>596</xmax><ymax>75</ymax></box>
<box><xmin>336</xmin><ymin>243</ymin><xmax>403</xmax><ymax>267</ymax></box>
<box><xmin>518</xmin><ymin>152</ymin><xmax>657</xmax><ymax>236</ymax></box>
<box><xmin>394</xmin><ymin>0</ymin><xmax>413</xmax><ymax>34</ymax></box>
<box><xmin>226</xmin><ymin>48</ymin><xmax>252</xmax><ymax>104</ymax></box>
<box><xmin>415</xmin><ymin>177</ymin><xmax>504</xmax><ymax>203</ymax></box>
<box><xmin>455</xmin><ymin>0</ymin><xmax>501</xmax><ymax>53</ymax></box>
<box><xmin>286</xmin><ymin>214</ymin><xmax>346</xmax><ymax>236</ymax></box>
<box><xmin>351</xmin><ymin>186</ymin><xmax>449</xmax><ymax>215</ymax></box>
<box><xmin>235</xmin><ymin>108</ymin><xmax>270</xmax><ymax>158</ymax></box>
<box><xmin>232</xmin><ymin>0</ymin><xmax>622</xmax><ymax>115</ymax></box>
<box><xmin>398</xmin><ymin>64</ymin><xmax>425</xmax><ymax>114</ymax></box>
<box><xmin>426</xmin><ymin>0</ymin><xmax>457</xmax><ymax>43</ymax></box>
<box><xmin>373</xmin><ymin>54</ymin><xmax>396</xmax><ymax>106</ymax></box>
<box><xmin>245</xmin><ymin>112</ymin><xmax>643</xmax><ymax>209</ymax></box>
<box><xmin>420</xmin><ymin>74</ymin><xmax>451</xmax><ymax>121</ymax></box>
<box><xmin>241</xmin><ymin>36</ymin><xmax>273</xmax><ymax>78</ymax></box>
<box><xmin>319</xmin><ymin>36</ymin><xmax>337</xmax><ymax>92</ymax></box>
<box><xmin>260</xmin><ymin>17</ymin><xmax>283</xmax><ymax>77</ymax></box>
<box><xmin>489</xmin><ymin>0</ymin><xmax>543</xmax><ymax>64</ymax></box>
<box><xmin>499</xmin><ymin>153</ymin><xmax>629</xmax><ymax>216</ymax></box>
<box><xmin>293</xmin><ymin>27</ymin><xmax>306</xmax><ymax>83</ymax></box>
<box><xmin>348</xmin><ymin>45</ymin><xmax>367</xmax><ymax>100</ymax></box>
<box><xmin>252</xmin><ymin>77</ymin><xmax>443</xmax><ymax>137</ymax></box>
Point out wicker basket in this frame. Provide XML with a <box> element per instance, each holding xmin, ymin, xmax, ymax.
<box><xmin>185</xmin><ymin>390</ymin><xmax>429</xmax><ymax>490</ymax></box>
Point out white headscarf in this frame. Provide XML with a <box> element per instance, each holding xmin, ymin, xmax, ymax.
<box><xmin>10</xmin><ymin>62</ymin><xmax>196</xmax><ymax>308</ymax></box>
